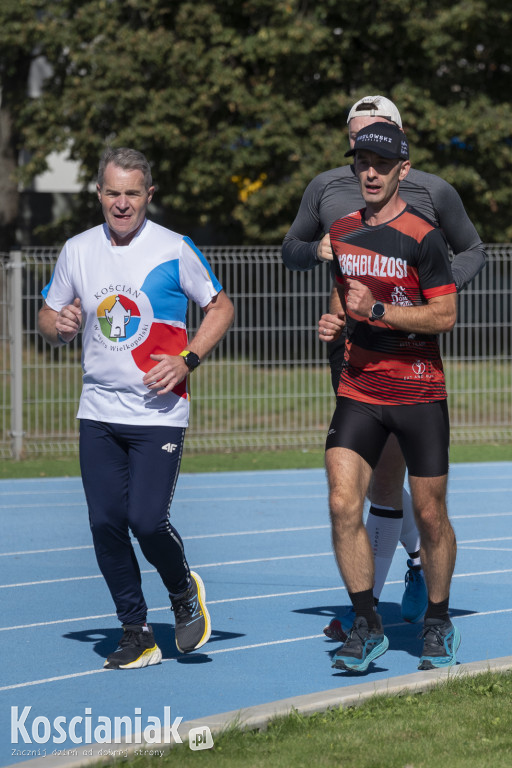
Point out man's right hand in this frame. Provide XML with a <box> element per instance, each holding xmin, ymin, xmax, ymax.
<box><xmin>56</xmin><ymin>298</ymin><xmax>82</xmax><ymax>342</ymax></box>
<box><xmin>318</xmin><ymin>311</ymin><xmax>345</xmax><ymax>342</ymax></box>
<box><xmin>316</xmin><ymin>233</ymin><xmax>334</xmax><ymax>262</ymax></box>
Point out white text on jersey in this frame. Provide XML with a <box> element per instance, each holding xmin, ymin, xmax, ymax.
<box><xmin>338</xmin><ymin>253</ymin><xmax>408</xmax><ymax>279</ymax></box>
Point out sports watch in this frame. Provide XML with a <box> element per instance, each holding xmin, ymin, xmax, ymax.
<box><xmin>369</xmin><ymin>301</ymin><xmax>386</xmax><ymax>322</ymax></box>
<box><xmin>179</xmin><ymin>350</ymin><xmax>201</xmax><ymax>371</ymax></box>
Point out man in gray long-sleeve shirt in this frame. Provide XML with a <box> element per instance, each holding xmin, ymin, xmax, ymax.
<box><xmin>282</xmin><ymin>95</ymin><xmax>486</xmax><ymax>642</ymax></box>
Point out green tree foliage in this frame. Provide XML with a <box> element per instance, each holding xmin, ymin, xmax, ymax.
<box><xmin>0</xmin><ymin>0</ymin><xmax>511</xmax><ymax>248</ymax></box>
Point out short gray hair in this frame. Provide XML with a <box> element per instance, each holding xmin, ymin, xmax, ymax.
<box><xmin>97</xmin><ymin>147</ymin><xmax>153</xmax><ymax>189</ymax></box>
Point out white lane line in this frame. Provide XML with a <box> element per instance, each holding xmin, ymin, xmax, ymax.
<box><xmin>452</xmin><ymin>568</ymin><xmax>512</xmax><ymax>578</ymax></box>
<box><xmin>2</xmin><ymin>607</ymin><xmax>511</xmax><ymax>692</ymax></box>
<box><xmin>0</xmin><ymin>574</ymin><xmax>104</xmax><ymax>589</ymax></box>
<box><xmin>458</xmin><ymin>546</ymin><xmax>512</xmax><ymax>552</ymax></box>
<box><xmin>0</xmin><ymin>480</ymin><xmax>327</xmax><ymax>498</ymax></box>
<box><xmin>2</xmin><ymin>486</ymin><xmax>512</xmax><ymax>511</ymax></box>
<box><xmin>451</xmin><ymin>512</ymin><xmax>512</xmax><ymax>519</ymax></box>
<box><xmin>1</xmin><ymin>471</ymin><xmax>510</xmax><ymax>499</ymax></box>
<box><xmin>0</xmin><ymin>586</ymin><xmax>348</xmax><ymax>632</ymax></box>
<box><xmin>0</xmin><ymin>545</ymin><xmax>94</xmax><ymax>557</ymax></box>
<box><xmin>0</xmin><ymin>503</ymin><xmax>88</xmax><ymax>510</ymax></box>
<box><xmin>188</xmin><ymin>525</ymin><xmax>329</xmax><ymax>540</ymax></box>
<box><xmin>0</xmin><ymin>552</ymin><xmax>336</xmax><ymax>589</ymax></box>
<box><xmin>2</xmin><ymin>570</ymin><xmax>511</xmax><ymax>632</ymax></box>
<box><xmin>0</xmin><ymin>669</ymin><xmax>108</xmax><ymax>690</ymax></box>
<box><xmin>448</xmin><ymin>488</ymin><xmax>512</xmax><ymax>494</ymax></box>
<box><xmin>0</xmin><ymin>494</ymin><xmax>328</xmax><ymax>510</ymax></box>
<box><xmin>0</xmin><ymin>526</ymin><xmax>331</xmax><ymax>557</ymax></box>
<box><xmin>3</xmin><ymin>532</ymin><xmax>512</xmax><ymax>587</ymax></box>
<box><xmin>458</xmin><ymin>536</ymin><xmax>512</xmax><ymax>543</ymax></box>
<box><xmin>3</xmin><ymin>523</ymin><xmax>512</xmax><ymax>561</ymax></box>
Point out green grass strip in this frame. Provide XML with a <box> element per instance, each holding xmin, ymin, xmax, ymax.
<box><xmin>117</xmin><ymin>670</ymin><xmax>512</xmax><ymax>768</ymax></box>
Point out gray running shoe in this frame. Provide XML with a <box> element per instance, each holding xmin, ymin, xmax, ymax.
<box><xmin>418</xmin><ymin>618</ymin><xmax>461</xmax><ymax>670</ymax></box>
<box><xmin>171</xmin><ymin>571</ymin><xmax>211</xmax><ymax>653</ymax></box>
<box><xmin>332</xmin><ymin>615</ymin><xmax>389</xmax><ymax>672</ymax></box>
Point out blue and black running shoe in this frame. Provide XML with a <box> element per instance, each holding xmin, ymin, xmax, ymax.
<box><xmin>418</xmin><ymin>618</ymin><xmax>461</xmax><ymax>670</ymax></box>
<box><xmin>332</xmin><ymin>615</ymin><xmax>389</xmax><ymax>672</ymax></box>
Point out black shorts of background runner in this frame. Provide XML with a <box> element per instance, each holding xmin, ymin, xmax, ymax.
<box><xmin>325</xmin><ymin>398</ymin><xmax>450</xmax><ymax>477</ymax></box>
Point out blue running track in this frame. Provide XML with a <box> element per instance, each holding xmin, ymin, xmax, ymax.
<box><xmin>1</xmin><ymin>462</ymin><xmax>511</xmax><ymax>765</ymax></box>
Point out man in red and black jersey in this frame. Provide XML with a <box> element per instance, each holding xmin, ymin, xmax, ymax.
<box><xmin>284</xmin><ymin>95</ymin><xmax>485</xmax><ymax>643</ymax></box>
<box><xmin>320</xmin><ymin>122</ymin><xmax>460</xmax><ymax>673</ymax></box>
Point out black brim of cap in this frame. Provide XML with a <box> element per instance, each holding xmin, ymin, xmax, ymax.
<box><xmin>344</xmin><ymin>148</ymin><xmax>406</xmax><ymax>159</ymax></box>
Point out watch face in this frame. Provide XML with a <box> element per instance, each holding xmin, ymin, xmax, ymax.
<box><xmin>185</xmin><ymin>352</ymin><xmax>200</xmax><ymax>371</ymax></box>
<box><xmin>372</xmin><ymin>302</ymin><xmax>385</xmax><ymax>319</ymax></box>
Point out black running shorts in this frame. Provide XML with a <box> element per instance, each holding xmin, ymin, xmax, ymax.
<box><xmin>325</xmin><ymin>397</ymin><xmax>450</xmax><ymax>477</ymax></box>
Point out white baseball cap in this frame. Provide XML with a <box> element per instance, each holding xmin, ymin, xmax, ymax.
<box><xmin>347</xmin><ymin>95</ymin><xmax>402</xmax><ymax>128</ymax></box>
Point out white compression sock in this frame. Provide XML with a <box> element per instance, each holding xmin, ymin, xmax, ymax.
<box><xmin>399</xmin><ymin>488</ymin><xmax>421</xmax><ymax>565</ymax></box>
<box><xmin>366</xmin><ymin>506</ymin><xmax>403</xmax><ymax>600</ymax></box>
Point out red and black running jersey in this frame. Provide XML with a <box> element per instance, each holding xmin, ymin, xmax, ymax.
<box><xmin>330</xmin><ymin>204</ymin><xmax>456</xmax><ymax>405</ymax></box>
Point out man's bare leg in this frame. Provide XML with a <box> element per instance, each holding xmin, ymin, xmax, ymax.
<box><xmin>326</xmin><ymin>446</ymin><xmax>389</xmax><ymax>671</ymax></box>
<box><xmin>408</xmin><ymin>474</ymin><xmax>456</xmax><ymax>604</ymax></box>
<box><xmin>326</xmin><ymin>446</ymin><xmax>373</xmax><ymax>595</ymax></box>
<box><xmin>324</xmin><ymin>435</ymin><xmax>425</xmax><ymax>642</ymax></box>
<box><xmin>408</xmin><ymin>473</ymin><xmax>460</xmax><ymax>670</ymax></box>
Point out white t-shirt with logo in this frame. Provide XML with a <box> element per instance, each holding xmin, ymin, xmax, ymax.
<box><xmin>43</xmin><ymin>220</ymin><xmax>222</xmax><ymax>427</ymax></box>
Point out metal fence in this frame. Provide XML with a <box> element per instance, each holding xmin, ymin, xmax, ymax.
<box><xmin>1</xmin><ymin>245</ymin><xmax>511</xmax><ymax>459</ymax></box>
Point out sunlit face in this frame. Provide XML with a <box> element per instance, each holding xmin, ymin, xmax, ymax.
<box><xmin>348</xmin><ymin>116</ymin><xmax>394</xmax><ymax>148</ymax></box>
<box><xmin>97</xmin><ymin>164</ymin><xmax>154</xmax><ymax>246</ymax></box>
<box><xmin>354</xmin><ymin>150</ymin><xmax>410</xmax><ymax>208</ymax></box>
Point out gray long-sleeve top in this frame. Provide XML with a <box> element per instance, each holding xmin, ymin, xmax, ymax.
<box><xmin>281</xmin><ymin>164</ymin><xmax>486</xmax><ymax>293</ymax></box>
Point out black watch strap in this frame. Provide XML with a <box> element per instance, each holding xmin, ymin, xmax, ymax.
<box><xmin>180</xmin><ymin>350</ymin><xmax>201</xmax><ymax>371</ymax></box>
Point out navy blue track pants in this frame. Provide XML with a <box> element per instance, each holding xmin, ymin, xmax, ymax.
<box><xmin>79</xmin><ymin>419</ymin><xmax>190</xmax><ymax>626</ymax></box>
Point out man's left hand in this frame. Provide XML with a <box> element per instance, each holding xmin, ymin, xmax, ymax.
<box><xmin>143</xmin><ymin>354</ymin><xmax>188</xmax><ymax>395</ymax></box>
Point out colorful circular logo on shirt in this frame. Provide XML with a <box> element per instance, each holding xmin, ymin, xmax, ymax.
<box><xmin>97</xmin><ymin>294</ymin><xmax>151</xmax><ymax>344</ymax></box>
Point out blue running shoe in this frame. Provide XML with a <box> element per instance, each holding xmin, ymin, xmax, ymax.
<box><xmin>332</xmin><ymin>615</ymin><xmax>389</xmax><ymax>672</ymax></box>
<box><xmin>401</xmin><ymin>560</ymin><xmax>428</xmax><ymax>623</ymax></box>
<box><xmin>418</xmin><ymin>618</ymin><xmax>461</xmax><ymax>670</ymax></box>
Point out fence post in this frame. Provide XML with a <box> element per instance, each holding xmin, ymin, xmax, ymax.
<box><xmin>8</xmin><ymin>250</ymin><xmax>24</xmax><ymax>459</ymax></box>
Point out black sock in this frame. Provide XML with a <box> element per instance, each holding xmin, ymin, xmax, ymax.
<box><xmin>424</xmin><ymin>597</ymin><xmax>450</xmax><ymax>623</ymax></box>
<box><xmin>349</xmin><ymin>589</ymin><xmax>378</xmax><ymax>628</ymax></box>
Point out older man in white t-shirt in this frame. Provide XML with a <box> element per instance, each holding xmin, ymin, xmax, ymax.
<box><xmin>39</xmin><ymin>147</ymin><xmax>234</xmax><ymax>670</ymax></box>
